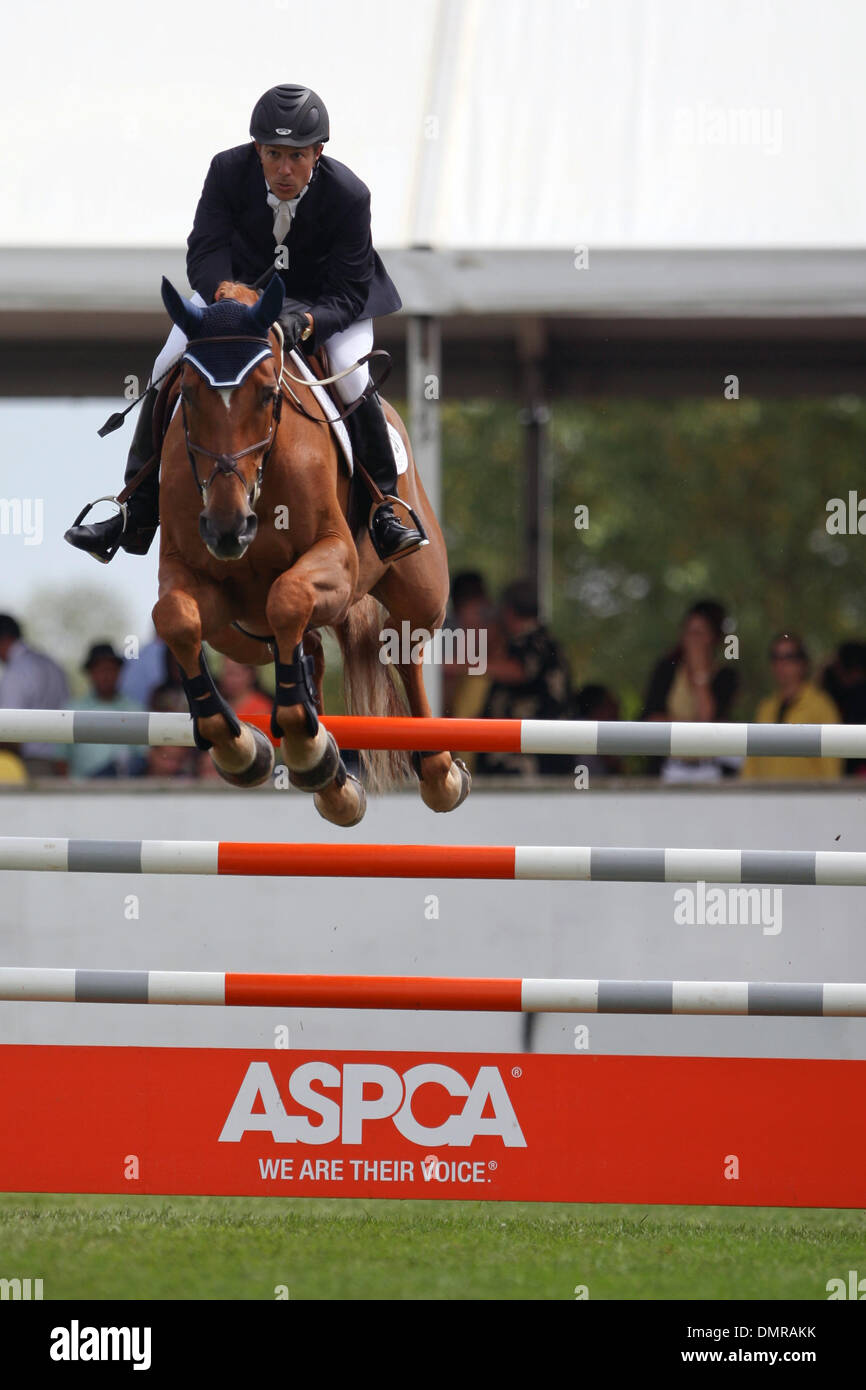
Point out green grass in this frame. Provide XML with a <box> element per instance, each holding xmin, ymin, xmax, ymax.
<box><xmin>1</xmin><ymin>1196</ymin><xmax>864</xmax><ymax>1300</ymax></box>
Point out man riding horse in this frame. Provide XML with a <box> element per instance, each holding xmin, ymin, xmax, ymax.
<box><xmin>65</xmin><ymin>83</ymin><xmax>423</xmax><ymax>565</ymax></box>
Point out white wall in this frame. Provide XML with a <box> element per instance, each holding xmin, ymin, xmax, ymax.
<box><xmin>1</xmin><ymin>782</ymin><xmax>865</xmax><ymax>1059</ymax></box>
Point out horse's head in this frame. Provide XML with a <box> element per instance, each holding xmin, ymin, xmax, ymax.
<box><xmin>161</xmin><ymin>275</ymin><xmax>285</xmax><ymax>560</ymax></box>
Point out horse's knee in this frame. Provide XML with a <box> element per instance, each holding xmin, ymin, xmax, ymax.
<box><xmin>152</xmin><ymin>593</ymin><xmax>201</xmax><ymax>649</ymax></box>
<box><xmin>265</xmin><ymin>575</ymin><xmax>315</xmax><ymax>634</ymax></box>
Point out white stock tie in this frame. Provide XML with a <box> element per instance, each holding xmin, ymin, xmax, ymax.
<box><xmin>267</xmin><ymin>179</ymin><xmax>309</xmax><ymax>244</ymax></box>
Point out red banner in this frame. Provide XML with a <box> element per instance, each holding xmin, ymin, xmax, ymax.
<box><xmin>1</xmin><ymin>1045</ymin><xmax>863</xmax><ymax>1207</ymax></box>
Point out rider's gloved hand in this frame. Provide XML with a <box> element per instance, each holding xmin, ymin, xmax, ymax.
<box><xmin>278</xmin><ymin>305</ymin><xmax>313</xmax><ymax>351</ymax></box>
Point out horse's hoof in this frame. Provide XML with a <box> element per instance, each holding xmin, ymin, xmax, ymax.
<box><xmin>420</xmin><ymin>757</ymin><xmax>472</xmax><ymax>813</ymax></box>
<box><xmin>212</xmin><ymin>723</ymin><xmax>275</xmax><ymax>788</ymax></box>
<box><xmin>314</xmin><ymin>772</ymin><xmax>367</xmax><ymax>828</ymax></box>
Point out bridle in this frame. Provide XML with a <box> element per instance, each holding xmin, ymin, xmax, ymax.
<box><xmin>180</xmin><ymin>334</ymin><xmax>285</xmax><ymax>509</ymax></box>
<box><xmin>178</xmin><ymin>321</ymin><xmax>393</xmax><ymax>509</ymax></box>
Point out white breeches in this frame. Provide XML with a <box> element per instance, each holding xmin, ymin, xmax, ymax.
<box><xmin>322</xmin><ymin>318</ymin><xmax>373</xmax><ymax>404</ymax></box>
<box><xmin>149</xmin><ymin>293</ymin><xmax>373</xmax><ymax>406</ymax></box>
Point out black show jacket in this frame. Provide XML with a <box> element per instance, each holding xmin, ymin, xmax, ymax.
<box><xmin>186</xmin><ymin>144</ymin><xmax>401</xmax><ymax>348</ymax></box>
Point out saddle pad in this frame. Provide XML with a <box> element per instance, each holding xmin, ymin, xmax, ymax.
<box><xmin>285</xmin><ymin>348</ymin><xmax>408</xmax><ymax>478</ymax></box>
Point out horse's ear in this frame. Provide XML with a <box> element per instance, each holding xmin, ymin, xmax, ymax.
<box><xmin>253</xmin><ymin>275</ymin><xmax>285</xmax><ymax>331</ymax></box>
<box><xmin>161</xmin><ymin>277</ymin><xmax>203</xmax><ymax>336</ymax></box>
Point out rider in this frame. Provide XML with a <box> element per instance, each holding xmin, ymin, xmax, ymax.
<box><xmin>65</xmin><ymin>83</ymin><xmax>424</xmax><ymax>564</ymax></box>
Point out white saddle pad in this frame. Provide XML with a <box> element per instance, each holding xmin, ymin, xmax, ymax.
<box><xmin>286</xmin><ymin>348</ymin><xmax>408</xmax><ymax>478</ymax></box>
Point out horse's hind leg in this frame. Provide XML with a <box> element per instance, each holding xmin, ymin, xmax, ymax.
<box><xmin>393</xmin><ymin>639</ymin><xmax>471</xmax><ymax>814</ymax></box>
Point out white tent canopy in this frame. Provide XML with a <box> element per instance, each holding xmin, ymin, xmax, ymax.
<box><xmin>2</xmin><ymin>0</ymin><xmax>863</xmax><ymax>252</ymax></box>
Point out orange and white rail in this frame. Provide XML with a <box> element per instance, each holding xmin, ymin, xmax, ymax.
<box><xmin>1</xmin><ymin>837</ymin><xmax>866</xmax><ymax>884</ymax></box>
<box><xmin>2</xmin><ymin>968</ymin><xmax>865</xmax><ymax>1015</ymax></box>
<box><xmin>1</xmin><ymin>709</ymin><xmax>865</xmax><ymax>757</ymax></box>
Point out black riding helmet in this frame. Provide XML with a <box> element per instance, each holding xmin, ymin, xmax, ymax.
<box><xmin>250</xmin><ymin>85</ymin><xmax>329</xmax><ymax>147</ymax></box>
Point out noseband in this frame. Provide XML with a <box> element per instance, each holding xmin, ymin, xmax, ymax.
<box><xmin>180</xmin><ymin>335</ymin><xmax>284</xmax><ymax>509</ymax></box>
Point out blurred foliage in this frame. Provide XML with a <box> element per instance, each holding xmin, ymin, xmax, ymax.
<box><xmin>443</xmin><ymin>395</ymin><xmax>866</xmax><ymax>719</ymax></box>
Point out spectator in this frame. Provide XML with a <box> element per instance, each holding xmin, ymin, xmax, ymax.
<box><xmin>442</xmin><ymin>571</ymin><xmax>497</xmax><ymax>721</ymax></box>
<box><xmin>641</xmin><ymin>599</ymin><xmax>739</xmax><ymax>782</ymax></box>
<box><xmin>119</xmin><ymin>633</ymin><xmax>179</xmax><ymax>708</ymax></box>
<box><xmin>476</xmin><ymin>579</ymin><xmax>572</xmax><ymax>776</ymax></box>
<box><xmin>0</xmin><ymin>613</ymin><xmax>69</xmax><ymax>777</ymax></box>
<box><xmin>742</xmin><ymin>633</ymin><xmax>842</xmax><ymax>781</ymax></box>
<box><xmin>573</xmin><ymin>684</ymin><xmax>622</xmax><ymax>778</ymax></box>
<box><xmin>142</xmin><ymin>682</ymin><xmax>197</xmax><ymax>779</ymax></box>
<box><xmin>0</xmin><ymin>749</ymin><xmax>27</xmax><ymax>784</ymax></box>
<box><xmin>821</xmin><ymin>642</ymin><xmax>866</xmax><ymax>777</ymax></box>
<box><xmin>67</xmin><ymin>642</ymin><xmax>143</xmax><ymax>780</ymax></box>
<box><xmin>218</xmin><ymin>659</ymin><xmax>272</xmax><ymax>721</ymax></box>
<box><xmin>146</xmin><ymin>743</ymin><xmax>197</xmax><ymax>779</ymax></box>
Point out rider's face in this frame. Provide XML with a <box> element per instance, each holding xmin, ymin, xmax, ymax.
<box><xmin>256</xmin><ymin>142</ymin><xmax>322</xmax><ymax>200</ymax></box>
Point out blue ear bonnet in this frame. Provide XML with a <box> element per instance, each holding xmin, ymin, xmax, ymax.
<box><xmin>160</xmin><ymin>276</ymin><xmax>285</xmax><ymax>389</ymax></box>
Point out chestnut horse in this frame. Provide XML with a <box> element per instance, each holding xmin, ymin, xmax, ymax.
<box><xmin>152</xmin><ymin>276</ymin><xmax>470</xmax><ymax>826</ymax></box>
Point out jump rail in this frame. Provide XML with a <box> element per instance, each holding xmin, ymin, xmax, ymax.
<box><xmin>2</xmin><ymin>837</ymin><xmax>866</xmax><ymax>883</ymax></box>
<box><xmin>1</xmin><ymin>709</ymin><xmax>864</xmax><ymax>758</ymax></box>
<box><xmin>2</xmin><ymin>968</ymin><xmax>865</xmax><ymax>1014</ymax></box>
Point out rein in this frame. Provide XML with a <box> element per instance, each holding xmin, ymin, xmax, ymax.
<box><xmin>273</xmin><ymin>323</ymin><xmax>392</xmax><ymax>426</ymax></box>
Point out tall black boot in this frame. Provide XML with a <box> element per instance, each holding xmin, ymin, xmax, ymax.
<box><xmin>64</xmin><ymin>387</ymin><xmax>161</xmax><ymax>563</ymax></box>
<box><xmin>353</xmin><ymin>392</ymin><xmax>427</xmax><ymax>562</ymax></box>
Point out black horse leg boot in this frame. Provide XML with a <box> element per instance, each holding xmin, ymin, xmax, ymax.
<box><xmin>64</xmin><ymin>386</ymin><xmax>161</xmax><ymax>563</ymax></box>
<box><xmin>354</xmin><ymin>392</ymin><xmax>427</xmax><ymax>562</ymax></box>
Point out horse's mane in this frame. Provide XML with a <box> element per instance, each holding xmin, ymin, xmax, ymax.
<box><xmin>214</xmin><ymin>281</ymin><xmax>260</xmax><ymax>306</ymax></box>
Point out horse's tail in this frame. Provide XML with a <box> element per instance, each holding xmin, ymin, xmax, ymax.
<box><xmin>333</xmin><ymin>597</ymin><xmax>413</xmax><ymax>794</ymax></box>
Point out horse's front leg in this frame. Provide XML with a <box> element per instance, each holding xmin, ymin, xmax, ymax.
<box><xmin>152</xmin><ymin>565</ymin><xmax>274</xmax><ymax>785</ymax></box>
<box><xmin>266</xmin><ymin>535</ymin><xmax>365</xmax><ymax>827</ymax></box>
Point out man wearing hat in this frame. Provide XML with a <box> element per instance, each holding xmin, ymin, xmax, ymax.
<box><xmin>66</xmin><ymin>83</ymin><xmax>423</xmax><ymax>565</ymax></box>
<box><xmin>67</xmin><ymin>643</ymin><xmax>143</xmax><ymax>779</ymax></box>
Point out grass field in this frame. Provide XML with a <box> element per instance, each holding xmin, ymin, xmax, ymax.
<box><xmin>2</xmin><ymin>1195</ymin><xmax>864</xmax><ymax>1300</ymax></box>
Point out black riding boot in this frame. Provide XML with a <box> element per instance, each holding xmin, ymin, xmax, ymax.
<box><xmin>354</xmin><ymin>392</ymin><xmax>427</xmax><ymax>561</ymax></box>
<box><xmin>64</xmin><ymin>386</ymin><xmax>161</xmax><ymax>563</ymax></box>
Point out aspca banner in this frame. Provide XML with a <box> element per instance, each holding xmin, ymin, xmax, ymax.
<box><xmin>219</xmin><ymin>1059</ymin><xmax>526</xmax><ymax>1147</ymax></box>
<box><xmin>1</xmin><ymin>1046</ymin><xmax>865</xmax><ymax>1207</ymax></box>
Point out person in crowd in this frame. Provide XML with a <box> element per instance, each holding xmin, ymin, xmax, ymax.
<box><xmin>821</xmin><ymin>641</ymin><xmax>866</xmax><ymax>777</ymax></box>
<box><xmin>475</xmin><ymin>579</ymin><xmax>573</xmax><ymax>777</ymax></box>
<box><xmin>741</xmin><ymin>633</ymin><xmax>842</xmax><ymax>780</ymax></box>
<box><xmin>119</xmin><ymin>633</ymin><xmax>181</xmax><ymax>709</ymax></box>
<box><xmin>0</xmin><ymin>613</ymin><xmax>69</xmax><ymax>777</ymax></box>
<box><xmin>641</xmin><ymin>599</ymin><xmax>739</xmax><ymax>781</ymax></box>
<box><xmin>142</xmin><ymin>683</ymin><xmax>198</xmax><ymax>779</ymax></box>
<box><xmin>573</xmin><ymin>684</ymin><xmax>622</xmax><ymax>778</ymax></box>
<box><xmin>0</xmin><ymin>748</ymin><xmax>27</xmax><ymax>784</ymax></box>
<box><xmin>67</xmin><ymin>643</ymin><xmax>143</xmax><ymax>779</ymax></box>
<box><xmin>218</xmin><ymin>659</ymin><xmax>273</xmax><ymax>722</ymax></box>
<box><xmin>442</xmin><ymin>570</ymin><xmax>497</xmax><ymax>721</ymax></box>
